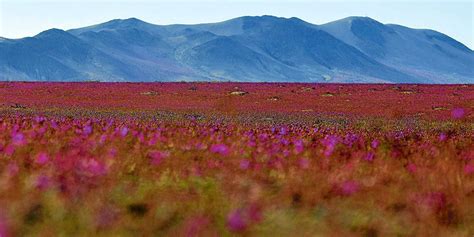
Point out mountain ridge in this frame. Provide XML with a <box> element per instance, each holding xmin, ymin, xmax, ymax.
<box><xmin>1</xmin><ymin>16</ymin><xmax>473</xmax><ymax>83</ymax></box>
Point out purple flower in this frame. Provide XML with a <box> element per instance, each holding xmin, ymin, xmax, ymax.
<box><xmin>11</xmin><ymin>133</ymin><xmax>25</xmax><ymax>146</ymax></box>
<box><xmin>83</xmin><ymin>125</ymin><xmax>93</xmax><ymax>136</ymax></box>
<box><xmin>294</xmin><ymin>139</ymin><xmax>304</xmax><ymax>154</ymax></box>
<box><xmin>210</xmin><ymin>144</ymin><xmax>229</xmax><ymax>156</ymax></box>
<box><xmin>439</xmin><ymin>133</ymin><xmax>447</xmax><ymax>141</ymax></box>
<box><xmin>120</xmin><ymin>127</ymin><xmax>129</xmax><ymax>137</ymax></box>
<box><xmin>226</xmin><ymin>209</ymin><xmax>247</xmax><ymax>232</ymax></box>
<box><xmin>364</xmin><ymin>152</ymin><xmax>375</xmax><ymax>162</ymax></box>
<box><xmin>371</xmin><ymin>139</ymin><xmax>379</xmax><ymax>149</ymax></box>
<box><xmin>451</xmin><ymin>108</ymin><xmax>465</xmax><ymax>119</ymax></box>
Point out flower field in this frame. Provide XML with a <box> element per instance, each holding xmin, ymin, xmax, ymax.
<box><xmin>0</xmin><ymin>82</ymin><xmax>473</xmax><ymax>236</ymax></box>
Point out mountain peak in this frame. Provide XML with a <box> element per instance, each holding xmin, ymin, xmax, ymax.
<box><xmin>328</xmin><ymin>16</ymin><xmax>383</xmax><ymax>26</ymax></box>
<box><xmin>35</xmin><ymin>28</ymin><xmax>73</xmax><ymax>39</ymax></box>
<box><xmin>101</xmin><ymin>17</ymin><xmax>150</xmax><ymax>28</ymax></box>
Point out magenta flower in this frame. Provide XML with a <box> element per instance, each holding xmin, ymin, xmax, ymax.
<box><xmin>99</xmin><ymin>134</ymin><xmax>107</xmax><ymax>144</ymax></box>
<box><xmin>438</xmin><ymin>133</ymin><xmax>447</xmax><ymax>141</ymax></box>
<box><xmin>417</xmin><ymin>192</ymin><xmax>447</xmax><ymax>211</ymax></box>
<box><xmin>247</xmin><ymin>204</ymin><xmax>263</xmax><ymax>222</ymax></box>
<box><xmin>464</xmin><ymin>164</ymin><xmax>474</xmax><ymax>175</ymax></box>
<box><xmin>294</xmin><ymin>139</ymin><xmax>304</xmax><ymax>154</ymax></box>
<box><xmin>4</xmin><ymin>145</ymin><xmax>15</xmax><ymax>156</ymax></box>
<box><xmin>79</xmin><ymin>159</ymin><xmax>107</xmax><ymax>177</ymax></box>
<box><xmin>339</xmin><ymin>181</ymin><xmax>359</xmax><ymax>196</ymax></box>
<box><xmin>11</xmin><ymin>133</ymin><xmax>25</xmax><ymax>146</ymax></box>
<box><xmin>83</xmin><ymin>125</ymin><xmax>93</xmax><ymax>136</ymax></box>
<box><xmin>210</xmin><ymin>144</ymin><xmax>229</xmax><ymax>156</ymax></box>
<box><xmin>120</xmin><ymin>127</ymin><xmax>129</xmax><ymax>137</ymax></box>
<box><xmin>0</xmin><ymin>214</ymin><xmax>9</xmax><ymax>237</ymax></box>
<box><xmin>364</xmin><ymin>152</ymin><xmax>375</xmax><ymax>162</ymax></box>
<box><xmin>371</xmin><ymin>139</ymin><xmax>379</xmax><ymax>149</ymax></box>
<box><xmin>322</xmin><ymin>135</ymin><xmax>338</xmax><ymax>157</ymax></box>
<box><xmin>35</xmin><ymin>153</ymin><xmax>49</xmax><ymax>165</ymax></box>
<box><xmin>451</xmin><ymin>108</ymin><xmax>465</xmax><ymax>119</ymax></box>
<box><xmin>149</xmin><ymin>151</ymin><xmax>169</xmax><ymax>166</ymax></box>
<box><xmin>226</xmin><ymin>209</ymin><xmax>247</xmax><ymax>232</ymax></box>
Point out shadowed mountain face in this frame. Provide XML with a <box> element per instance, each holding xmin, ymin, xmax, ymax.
<box><xmin>1</xmin><ymin>16</ymin><xmax>473</xmax><ymax>83</ymax></box>
<box><xmin>320</xmin><ymin>17</ymin><xmax>474</xmax><ymax>83</ymax></box>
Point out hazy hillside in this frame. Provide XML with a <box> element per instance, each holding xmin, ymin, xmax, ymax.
<box><xmin>1</xmin><ymin>16</ymin><xmax>472</xmax><ymax>83</ymax></box>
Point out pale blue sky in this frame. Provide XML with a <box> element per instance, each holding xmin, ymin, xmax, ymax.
<box><xmin>1</xmin><ymin>0</ymin><xmax>473</xmax><ymax>49</ymax></box>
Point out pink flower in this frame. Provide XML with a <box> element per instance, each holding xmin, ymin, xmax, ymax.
<box><xmin>99</xmin><ymin>134</ymin><xmax>107</xmax><ymax>144</ymax></box>
<box><xmin>11</xmin><ymin>133</ymin><xmax>25</xmax><ymax>146</ymax></box>
<box><xmin>322</xmin><ymin>135</ymin><xmax>338</xmax><ymax>157</ymax></box>
<box><xmin>439</xmin><ymin>133</ymin><xmax>447</xmax><ymax>141</ymax></box>
<box><xmin>148</xmin><ymin>151</ymin><xmax>169</xmax><ymax>166</ymax></box>
<box><xmin>464</xmin><ymin>164</ymin><xmax>474</xmax><ymax>175</ymax></box>
<box><xmin>247</xmin><ymin>204</ymin><xmax>263</xmax><ymax>222</ymax></box>
<box><xmin>79</xmin><ymin>159</ymin><xmax>107</xmax><ymax>177</ymax></box>
<box><xmin>418</xmin><ymin>192</ymin><xmax>447</xmax><ymax>211</ymax></box>
<box><xmin>0</xmin><ymin>214</ymin><xmax>9</xmax><ymax>237</ymax></box>
<box><xmin>4</xmin><ymin>145</ymin><xmax>15</xmax><ymax>156</ymax></box>
<box><xmin>35</xmin><ymin>153</ymin><xmax>49</xmax><ymax>165</ymax></box>
<box><xmin>371</xmin><ymin>139</ymin><xmax>379</xmax><ymax>149</ymax></box>
<box><xmin>239</xmin><ymin>159</ymin><xmax>250</xmax><ymax>170</ymax></box>
<box><xmin>83</xmin><ymin>125</ymin><xmax>93</xmax><ymax>136</ymax></box>
<box><xmin>226</xmin><ymin>209</ymin><xmax>247</xmax><ymax>232</ymax></box>
<box><xmin>120</xmin><ymin>127</ymin><xmax>129</xmax><ymax>137</ymax></box>
<box><xmin>294</xmin><ymin>139</ymin><xmax>304</xmax><ymax>154</ymax></box>
<box><xmin>210</xmin><ymin>144</ymin><xmax>229</xmax><ymax>156</ymax></box>
<box><xmin>338</xmin><ymin>181</ymin><xmax>359</xmax><ymax>196</ymax></box>
<box><xmin>451</xmin><ymin>108</ymin><xmax>465</xmax><ymax>119</ymax></box>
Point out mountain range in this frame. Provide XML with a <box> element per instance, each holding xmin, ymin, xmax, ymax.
<box><xmin>1</xmin><ymin>16</ymin><xmax>473</xmax><ymax>83</ymax></box>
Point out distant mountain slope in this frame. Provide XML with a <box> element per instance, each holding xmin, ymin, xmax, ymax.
<box><xmin>320</xmin><ymin>17</ymin><xmax>474</xmax><ymax>83</ymax></box>
<box><xmin>1</xmin><ymin>16</ymin><xmax>473</xmax><ymax>83</ymax></box>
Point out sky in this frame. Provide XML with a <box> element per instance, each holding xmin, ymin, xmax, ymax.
<box><xmin>1</xmin><ymin>0</ymin><xmax>473</xmax><ymax>49</ymax></box>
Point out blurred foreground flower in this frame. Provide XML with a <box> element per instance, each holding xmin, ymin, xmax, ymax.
<box><xmin>451</xmin><ymin>108</ymin><xmax>465</xmax><ymax>119</ymax></box>
<box><xmin>226</xmin><ymin>209</ymin><xmax>247</xmax><ymax>232</ymax></box>
<box><xmin>210</xmin><ymin>144</ymin><xmax>230</xmax><ymax>156</ymax></box>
